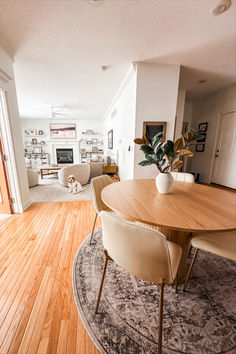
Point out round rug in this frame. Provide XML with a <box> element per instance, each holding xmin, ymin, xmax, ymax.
<box><xmin>72</xmin><ymin>228</ymin><xmax>236</xmax><ymax>354</ymax></box>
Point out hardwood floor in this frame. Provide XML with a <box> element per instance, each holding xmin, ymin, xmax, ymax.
<box><xmin>0</xmin><ymin>201</ymin><xmax>100</xmax><ymax>354</ymax></box>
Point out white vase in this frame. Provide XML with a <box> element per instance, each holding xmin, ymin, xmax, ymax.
<box><xmin>156</xmin><ymin>173</ymin><xmax>174</xmax><ymax>194</ymax></box>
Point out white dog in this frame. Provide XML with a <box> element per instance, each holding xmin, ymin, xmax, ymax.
<box><xmin>68</xmin><ymin>175</ymin><xmax>85</xmax><ymax>194</ymax></box>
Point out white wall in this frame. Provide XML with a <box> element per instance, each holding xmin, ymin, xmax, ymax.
<box><xmin>134</xmin><ymin>63</ymin><xmax>180</xmax><ymax>179</ymax></box>
<box><xmin>190</xmin><ymin>85</ymin><xmax>236</xmax><ymax>183</ymax></box>
<box><xmin>103</xmin><ymin>65</ymin><xmax>137</xmax><ymax>181</ymax></box>
<box><xmin>174</xmin><ymin>90</ymin><xmax>186</xmax><ymax>140</ymax></box>
<box><xmin>0</xmin><ymin>46</ymin><xmax>30</xmax><ymax>212</ymax></box>
<box><xmin>21</xmin><ymin>118</ymin><xmax>103</xmax><ymax>164</ymax></box>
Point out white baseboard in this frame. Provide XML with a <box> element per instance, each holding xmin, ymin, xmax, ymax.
<box><xmin>22</xmin><ymin>199</ymin><xmax>32</xmax><ymax>212</ymax></box>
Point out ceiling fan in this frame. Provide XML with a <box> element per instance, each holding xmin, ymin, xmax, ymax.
<box><xmin>38</xmin><ymin>105</ymin><xmax>67</xmax><ymax>119</ymax></box>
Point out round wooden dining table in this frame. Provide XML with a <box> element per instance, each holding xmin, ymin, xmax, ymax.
<box><xmin>101</xmin><ymin>179</ymin><xmax>236</xmax><ymax>282</ymax></box>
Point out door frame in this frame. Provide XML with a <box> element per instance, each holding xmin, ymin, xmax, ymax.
<box><xmin>0</xmin><ymin>86</ymin><xmax>22</xmax><ymax>213</ymax></box>
<box><xmin>209</xmin><ymin>109</ymin><xmax>236</xmax><ymax>185</ymax></box>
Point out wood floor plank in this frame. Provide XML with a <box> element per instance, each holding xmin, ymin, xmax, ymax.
<box><xmin>0</xmin><ymin>201</ymin><xmax>99</xmax><ymax>354</ymax></box>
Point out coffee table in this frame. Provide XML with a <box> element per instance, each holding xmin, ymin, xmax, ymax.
<box><xmin>102</xmin><ymin>179</ymin><xmax>236</xmax><ymax>282</ymax></box>
<box><xmin>40</xmin><ymin>166</ymin><xmax>62</xmax><ymax>179</ymax></box>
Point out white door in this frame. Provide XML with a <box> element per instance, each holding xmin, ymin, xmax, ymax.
<box><xmin>212</xmin><ymin>111</ymin><xmax>236</xmax><ymax>188</ymax></box>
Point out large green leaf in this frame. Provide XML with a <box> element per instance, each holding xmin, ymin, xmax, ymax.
<box><xmin>134</xmin><ymin>138</ymin><xmax>144</xmax><ymax>145</ymax></box>
<box><xmin>174</xmin><ymin>138</ymin><xmax>184</xmax><ymax>152</ymax></box>
<box><xmin>139</xmin><ymin>160</ymin><xmax>152</xmax><ymax>166</ymax></box>
<box><xmin>140</xmin><ymin>145</ymin><xmax>154</xmax><ymax>154</ymax></box>
<box><xmin>151</xmin><ymin>132</ymin><xmax>163</xmax><ymax>148</ymax></box>
<box><xmin>171</xmin><ymin>160</ymin><xmax>183</xmax><ymax>170</ymax></box>
<box><xmin>145</xmin><ymin>154</ymin><xmax>157</xmax><ymax>163</ymax></box>
<box><xmin>164</xmin><ymin>140</ymin><xmax>175</xmax><ymax>158</ymax></box>
<box><xmin>176</xmin><ymin>149</ymin><xmax>193</xmax><ymax>157</ymax></box>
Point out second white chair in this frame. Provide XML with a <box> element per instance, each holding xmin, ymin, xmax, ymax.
<box><xmin>90</xmin><ymin>175</ymin><xmax>113</xmax><ymax>244</ymax></box>
<box><xmin>171</xmin><ymin>172</ymin><xmax>194</xmax><ymax>183</ymax></box>
<box><xmin>96</xmin><ymin>211</ymin><xmax>182</xmax><ymax>354</ymax></box>
<box><xmin>183</xmin><ymin>230</ymin><xmax>236</xmax><ymax>291</ymax></box>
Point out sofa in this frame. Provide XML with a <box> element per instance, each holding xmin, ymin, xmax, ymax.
<box><xmin>27</xmin><ymin>169</ymin><xmax>38</xmax><ymax>188</ymax></box>
<box><xmin>89</xmin><ymin>162</ymin><xmax>104</xmax><ymax>180</ymax></box>
<box><xmin>58</xmin><ymin>163</ymin><xmax>90</xmax><ymax>186</ymax></box>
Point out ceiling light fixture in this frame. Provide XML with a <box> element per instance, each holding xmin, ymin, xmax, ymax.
<box><xmin>210</xmin><ymin>0</ymin><xmax>231</xmax><ymax>16</ymax></box>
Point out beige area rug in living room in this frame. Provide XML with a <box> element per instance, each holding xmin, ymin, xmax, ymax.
<box><xmin>29</xmin><ymin>176</ymin><xmax>92</xmax><ymax>202</ymax></box>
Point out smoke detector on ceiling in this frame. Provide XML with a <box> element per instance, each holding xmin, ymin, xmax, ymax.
<box><xmin>210</xmin><ymin>0</ymin><xmax>231</xmax><ymax>16</ymax></box>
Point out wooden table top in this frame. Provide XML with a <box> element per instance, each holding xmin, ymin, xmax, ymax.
<box><xmin>101</xmin><ymin>179</ymin><xmax>236</xmax><ymax>232</ymax></box>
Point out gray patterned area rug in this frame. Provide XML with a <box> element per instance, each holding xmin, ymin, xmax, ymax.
<box><xmin>72</xmin><ymin>228</ymin><xmax>236</xmax><ymax>354</ymax></box>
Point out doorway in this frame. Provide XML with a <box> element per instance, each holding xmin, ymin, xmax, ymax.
<box><xmin>0</xmin><ymin>133</ymin><xmax>12</xmax><ymax>213</ymax></box>
<box><xmin>211</xmin><ymin>111</ymin><xmax>236</xmax><ymax>189</ymax></box>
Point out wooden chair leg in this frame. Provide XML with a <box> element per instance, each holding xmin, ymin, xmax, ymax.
<box><xmin>158</xmin><ymin>283</ymin><xmax>165</xmax><ymax>354</ymax></box>
<box><xmin>183</xmin><ymin>248</ymin><xmax>199</xmax><ymax>292</ymax></box>
<box><xmin>95</xmin><ymin>250</ymin><xmax>110</xmax><ymax>313</ymax></box>
<box><xmin>89</xmin><ymin>213</ymin><xmax>98</xmax><ymax>245</ymax></box>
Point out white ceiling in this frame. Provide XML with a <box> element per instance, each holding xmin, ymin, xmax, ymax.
<box><xmin>0</xmin><ymin>0</ymin><xmax>235</xmax><ymax>120</ymax></box>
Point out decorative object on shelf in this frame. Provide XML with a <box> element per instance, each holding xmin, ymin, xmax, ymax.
<box><xmin>134</xmin><ymin>129</ymin><xmax>201</xmax><ymax>194</ymax></box>
<box><xmin>50</xmin><ymin>123</ymin><xmax>76</xmax><ymax>139</ymax></box>
<box><xmin>32</xmin><ymin>138</ymin><xmax>37</xmax><ymax>145</ymax></box>
<box><xmin>106</xmin><ymin>156</ymin><xmax>111</xmax><ymax>165</ymax></box>
<box><xmin>86</xmin><ymin>140</ymin><xmax>92</xmax><ymax>144</ymax></box>
<box><xmin>25</xmin><ymin>147</ymin><xmax>33</xmax><ymax>153</ymax></box>
<box><xmin>198</xmin><ymin>122</ymin><xmax>208</xmax><ymax>132</ymax></box>
<box><xmin>108</xmin><ymin>129</ymin><xmax>113</xmax><ymax>149</ymax></box>
<box><xmin>24</xmin><ymin>129</ymin><xmax>29</xmax><ymax>135</ymax></box>
<box><xmin>85</xmin><ymin>129</ymin><xmax>94</xmax><ymax>135</ymax></box>
<box><xmin>33</xmin><ymin>147</ymin><xmax>42</xmax><ymax>154</ymax></box>
<box><xmin>29</xmin><ymin>129</ymin><xmax>37</xmax><ymax>136</ymax></box>
<box><xmin>38</xmin><ymin>129</ymin><xmax>44</xmax><ymax>135</ymax></box>
<box><xmin>143</xmin><ymin>121</ymin><xmax>167</xmax><ymax>142</ymax></box>
<box><xmin>92</xmin><ymin>138</ymin><xmax>98</xmax><ymax>144</ymax></box>
<box><xmin>40</xmin><ymin>141</ymin><xmax>46</xmax><ymax>145</ymax></box>
<box><xmin>92</xmin><ymin>146</ymin><xmax>98</xmax><ymax>153</ymax></box>
<box><xmin>195</xmin><ymin>144</ymin><xmax>205</xmax><ymax>152</ymax></box>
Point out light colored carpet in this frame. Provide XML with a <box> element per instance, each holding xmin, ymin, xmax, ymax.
<box><xmin>30</xmin><ymin>176</ymin><xmax>92</xmax><ymax>202</ymax></box>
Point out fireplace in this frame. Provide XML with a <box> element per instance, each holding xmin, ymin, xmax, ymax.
<box><xmin>56</xmin><ymin>148</ymin><xmax>73</xmax><ymax>164</ymax></box>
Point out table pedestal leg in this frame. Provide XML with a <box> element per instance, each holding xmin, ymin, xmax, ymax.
<box><xmin>158</xmin><ymin>227</ymin><xmax>192</xmax><ymax>283</ymax></box>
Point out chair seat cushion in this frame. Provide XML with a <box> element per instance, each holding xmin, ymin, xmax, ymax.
<box><xmin>191</xmin><ymin>231</ymin><xmax>236</xmax><ymax>262</ymax></box>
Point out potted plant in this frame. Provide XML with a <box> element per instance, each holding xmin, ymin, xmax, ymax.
<box><xmin>134</xmin><ymin>129</ymin><xmax>201</xmax><ymax>194</ymax></box>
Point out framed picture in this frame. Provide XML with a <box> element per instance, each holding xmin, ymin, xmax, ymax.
<box><xmin>92</xmin><ymin>138</ymin><xmax>98</xmax><ymax>144</ymax></box>
<box><xmin>32</xmin><ymin>138</ymin><xmax>37</xmax><ymax>145</ymax></box>
<box><xmin>198</xmin><ymin>122</ymin><xmax>208</xmax><ymax>132</ymax></box>
<box><xmin>50</xmin><ymin>123</ymin><xmax>76</xmax><ymax>139</ymax></box>
<box><xmin>38</xmin><ymin>130</ymin><xmax>44</xmax><ymax>135</ymax></box>
<box><xmin>197</xmin><ymin>132</ymin><xmax>206</xmax><ymax>143</ymax></box>
<box><xmin>195</xmin><ymin>144</ymin><xmax>205</xmax><ymax>152</ymax></box>
<box><xmin>108</xmin><ymin>129</ymin><xmax>113</xmax><ymax>149</ymax></box>
<box><xmin>92</xmin><ymin>146</ymin><xmax>98</xmax><ymax>153</ymax></box>
<box><xmin>143</xmin><ymin>122</ymin><xmax>167</xmax><ymax>142</ymax></box>
<box><xmin>33</xmin><ymin>147</ymin><xmax>42</xmax><ymax>154</ymax></box>
<box><xmin>29</xmin><ymin>129</ymin><xmax>37</xmax><ymax>136</ymax></box>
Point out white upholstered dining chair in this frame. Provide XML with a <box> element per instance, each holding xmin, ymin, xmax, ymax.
<box><xmin>171</xmin><ymin>172</ymin><xmax>195</xmax><ymax>183</ymax></box>
<box><xmin>90</xmin><ymin>175</ymin><xmax>113</xmax><ymax>244</ymax></box>
<box><xmin>183</xmin><ymin>230</ymin><xmax>236</xmax><ymax>291</ymax></box>
<box><xmin>96</xmin><ymin>211</ymin><xmax>182</xmax><ymax>354</ymax></box>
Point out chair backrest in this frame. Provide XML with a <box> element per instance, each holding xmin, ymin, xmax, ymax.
<box><xmin>101</xmin><ymin>211</ymin><xmax>182</xmax><ymax>285</ymax></box>
<box><xmin>58</xmin><ymin>163</ymin><xmax>90</xmax><ymax>186</ymax></box>
<box><xmin>91</xmin><ymin>175</ymin><xmax>113</xmax><ymax>214</ymax></box>
<box><xmin>171</xmin><ymin>172</ymin><xmax>194</xmax><ymax>183</ymax></box>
